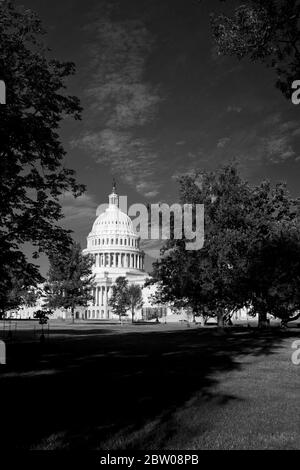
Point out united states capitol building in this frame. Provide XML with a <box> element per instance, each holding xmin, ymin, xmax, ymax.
<box><xmin>80</xmin><ymin>185</ymin><xmax>161</xmax><ymax>321</ymax></box>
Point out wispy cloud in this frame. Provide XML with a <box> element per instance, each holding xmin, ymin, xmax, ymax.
<box><xmin>217</xmin><ymin>137</ymin><xmax>231</xmax><ymax>148</ymax></box>
<box><xmin>59</xmin><ymin>192</ymin><xmax>97</xmax><ymax>235</ymax></box>
<box><xmin>227</xmin><ymin>105</ymin><xmax>242</xmax><ymax>113</ymax></box>
<box><xmin>74</xmin><ymin>4</ymin><xmax>164</xmax><ymax>198</ymax></box>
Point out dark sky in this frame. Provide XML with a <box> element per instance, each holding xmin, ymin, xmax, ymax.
<box><xmin>19</xmin><ymin>0</ymin><xmax>300</xmax><ymax>272</ymax></box>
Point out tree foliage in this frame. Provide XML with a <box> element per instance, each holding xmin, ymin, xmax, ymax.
<box><xmin>151</xmin><ymin>166</ymin><xmax>300</xmax><ymax>327</ymax></box>
<box><xmin>211</xmin><ymin>0</ymin><xmax>300</xmax><ymax>98</ymax></box>
<box><xmin>45</xmin><ymin>243</ymin><xmax>95</xmax><ymax>316</ymax></box>
<box><xmin>127</xmin><ymin>284</ymin><xmax>143</xmax><ymax>323</ymax></box>
<box><xmin>0</xmin><ymin>273</ymin><xmax>40</xmax><ymax>318</ymax></box>
<box><xmin>34</xmin><ymin>309</ymin><xmax>52</xmax><ymax>325</ymax></box>
<box><xmin>109</xmin><ymin>277</ymin><xmax>130</xmax><ymax>321</ymax></box>
<box><xmin>0</xmin><ymin>0</ymin><xmax>84</xmax><ymax>310</ymax></box>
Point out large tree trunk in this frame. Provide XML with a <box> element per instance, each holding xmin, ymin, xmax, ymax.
<box><xmin>217</xmin><ymin>310</ymin><xmax>225</xmax><ymax>328</ymax></box>
<box><xmin>131</xmin><ymin>307</ymin><xmax>135</xmax><ymax>323</ymax></box>
<box><xmin>258</xmin><ymin>311</ymin><xmax>269</xmax><ymax>328</ymax></box>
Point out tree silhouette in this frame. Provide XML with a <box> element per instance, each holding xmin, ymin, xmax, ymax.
<box><xmin>127</xmin><ymin>284</ymin><xmax>143</xmax><ymax>323</ymax></box>
<box><xmin>109</xmin><ymin>277</ymin><xmax>130</xmax><ymax>322</ymax></box>
<box><xmin>45</xmin><ymin>243</ymin><xmax>95</xmax><ymax>320</ymax></box>
<box><xmin>0</xmin><ymin>0</ymin><xmax>84</xmax><ymax>309</ymax></box>
<box><xmin>151</xmin><ymin>166</ymin><xmax>300</xmax><ymax>327</ymax></box>
<box><xmin>211</xmin><ymin>0</ymin><xmax>300</xmax><ymax>98</ymax></box>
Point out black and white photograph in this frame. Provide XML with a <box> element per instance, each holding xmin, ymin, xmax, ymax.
<box><xmin>0</xmin><ymin>0</ymin><xmax>300</xmax><ymax>460</ymax></box>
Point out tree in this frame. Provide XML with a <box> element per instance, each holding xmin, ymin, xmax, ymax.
<box><xmin>243</xmin><ymin>183</ymin><xmax>300</xmax><ymax>326</ymax></box>
<box><xmin>34</xmin><ymin>309</ymin><xmax>52</xmax><ymax>325</ymax></box>
<box><xmin>109</xmin><ymin>277</ymin><xmax>130</xmax><ymax>322</ymax></box>
<box><xmin>151</xmin><ymin>165</ymin><xmax>300</xmax><ymax>328</ymax></box>
<box><xmin>45</xmin><ymin>243</ymin><xmax>95</xmax><ymax>319</ymax></box>
<box><xmin>151</xmin><ymin>166</ymin><xmax>252</xmax><ymax>328</ymax></box>
<box><xmin>0</xmin><ymin>0</ymin><xmax>84</xmax><ymax>308</ymax></box>
<box><xmin>0</xmin><ymin>271</ymin><xmax>41</xmax><ymax>319</ymax></box>
<box><xmin>211</xmin><ymin>0</ymin><xmax>300</xmax><ymax>98</ymax></box>
<box><xmin>127</xmin><ymin>284</ymin><xmax>143</xmax><ymax>323</ymax></box>
<box><xmin>239</xmin><ymin>178</ymin><xmax>299</xmax><ymax>328</ymax></box>
<box><xmin>247</xmin><ymin>231</ymin><xmax>300</xmax><ymax>326</ymax></box>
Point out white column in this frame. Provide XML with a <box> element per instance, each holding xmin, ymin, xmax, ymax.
<box><xmin>114</xmin><ymin>253</ymin><xmax>116</xmax><ymax>267</ymax></box>
<box><xmin>105</xmin><ymin>286</ymin><xmax>108</xmax><ymax>319</ymax></box>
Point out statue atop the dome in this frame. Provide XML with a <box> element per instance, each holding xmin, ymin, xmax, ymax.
<box><xmin>109</xmin><ymin>179</ymin><xmax>119</xmax><ymax>207</ymax></box>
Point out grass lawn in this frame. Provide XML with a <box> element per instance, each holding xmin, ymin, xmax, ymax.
<box><xmin>0</xmin><ymin>321</ymin><xmax>299</xmax><ymax>450</ymax></box>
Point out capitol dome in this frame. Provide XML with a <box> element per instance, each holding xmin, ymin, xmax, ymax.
<box><xmin>90</xmin><ymin>197</ymin><xmax>136</xmax><ymax>238</ymax></box>
<box><xmin>86</xmin><ymin>185</ymin><xmax>141</xmax><ymax>253</ymax></box>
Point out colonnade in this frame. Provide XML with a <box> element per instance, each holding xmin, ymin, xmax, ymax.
<box><xmin>93</xmin><ymin>252</ymin><xmax>144</xmax><ymax>270</ymax></box>
<box><xmin>92</xmin><ymin>285</ymin><xmax>110</xmax><ymax>308</ymax></box>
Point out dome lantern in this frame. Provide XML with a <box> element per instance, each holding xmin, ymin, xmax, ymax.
<box><xmin>109</xmin><ymin>180</ymin><xmax>119</xmax><ymax>207</ymax></box>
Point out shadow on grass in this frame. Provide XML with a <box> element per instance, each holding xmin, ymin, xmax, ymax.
<box><xmin>0</xmin><ymin>326</ymin><xmax>299</xmax><ymax>449</ymax></box>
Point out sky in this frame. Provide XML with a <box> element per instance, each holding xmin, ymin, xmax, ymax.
<box><xmin>19</xmin><ymin>0</ymin><xmax>300</xmax><ymax>273</ymax></box>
